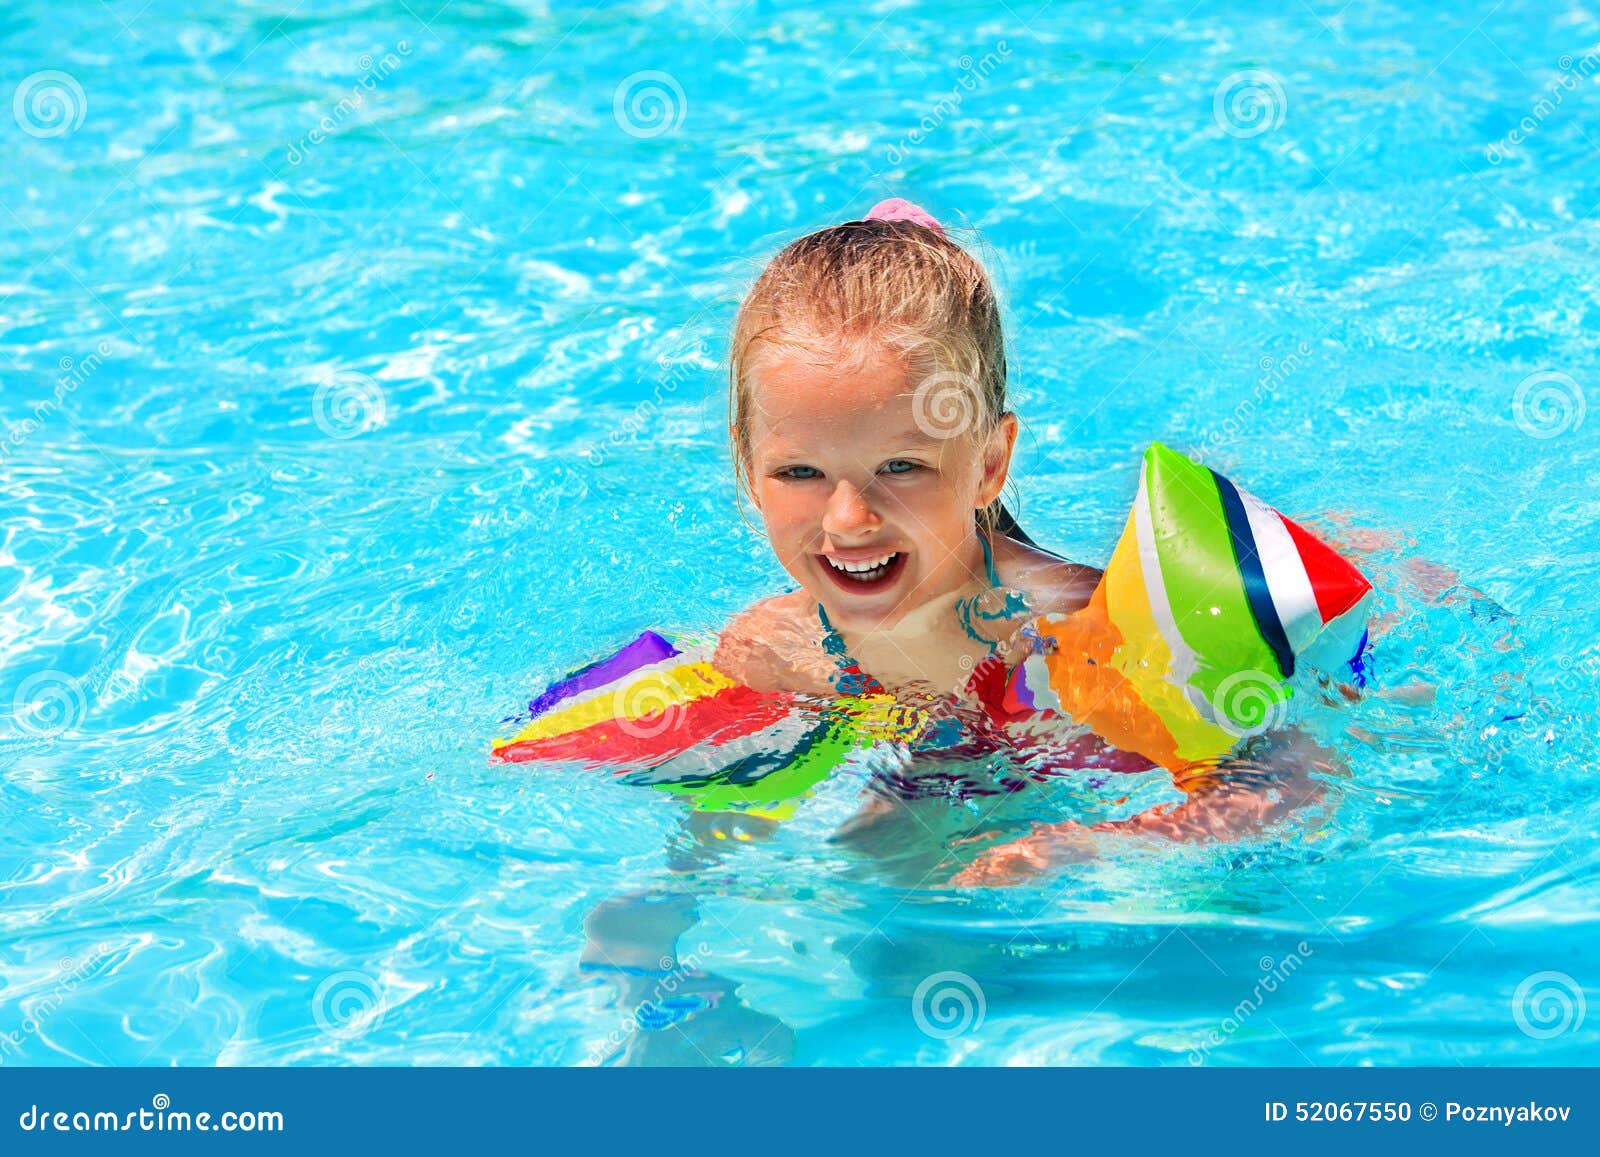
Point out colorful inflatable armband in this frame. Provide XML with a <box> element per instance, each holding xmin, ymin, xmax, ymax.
<box><xmin>491</xmin><ymin>630</ymin><xmax>920</xmax><ymax>818</ymax></box>
<box><xmin>994</xmin><ymin>443</ymin><xmax>1372</xmax><ymax>771</ymax></box>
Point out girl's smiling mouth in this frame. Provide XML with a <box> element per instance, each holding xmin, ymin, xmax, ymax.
<box><xmin>817</xmin><ymin>549</ymin><xmax>908</xmax><ymax>593</ymax></box>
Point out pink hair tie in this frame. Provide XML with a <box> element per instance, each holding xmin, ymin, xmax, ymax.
<box><xmin>864</xmin><ymin>197</ymin><xmax>945</xmax><ymax>237</ymax></box>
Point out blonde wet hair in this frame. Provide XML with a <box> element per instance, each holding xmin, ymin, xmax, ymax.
<box><xmin>727</xmin><ymin>215</ymin><xmax>1021</xmax><ymax>536</ymax></box>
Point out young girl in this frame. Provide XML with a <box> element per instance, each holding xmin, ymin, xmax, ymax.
<box><xmin>710</xmin><ymin>198</ymin><xmax>1336</xmax><ymax>884</ymax></box>
<box><xmin>574</xmin><ymin>204</ymin><xmax>1339</xmax><ymax>1061</ymax></box>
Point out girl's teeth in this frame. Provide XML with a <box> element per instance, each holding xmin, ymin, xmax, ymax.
<box><xmin>827</xmin><ymin>553</ymin><xmax>898</xmax><ymax>580</ymax></box>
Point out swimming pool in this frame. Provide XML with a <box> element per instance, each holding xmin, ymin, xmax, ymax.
<box><xmin>2</xmin><ymin>0</ymin><xmax>1596</xmax><ymax>1066</ymax></box>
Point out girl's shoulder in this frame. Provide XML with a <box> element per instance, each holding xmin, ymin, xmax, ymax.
<box><xmin>991</xmin><ymin>535</ymin><xmax>1102</xmax><ymax>616</ymax></box>
<box><xmin>721</xmin><ymin>589</ymin><xmax>814</xmax><ymax>637</ymax></box>
<box><xmin>713</xmin><ymin>590</ymin><xmax>837</xmax><ymax>693</ymax></box>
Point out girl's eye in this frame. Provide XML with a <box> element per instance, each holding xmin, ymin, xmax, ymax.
<box><xmin>777</xmin><ymin>465</ymin><xmax>822</xmax><ymax>480</ymax></box>
<box><xmin>881</xmin><ymin>459</ymin><xmax>921</xmax><ymax>475</ymax></box>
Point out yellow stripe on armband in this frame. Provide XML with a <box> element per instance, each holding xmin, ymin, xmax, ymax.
<box><xmin>503</xmin><ymin>661</ymin><xmax>736</xmax><ymax>745</ymax></box>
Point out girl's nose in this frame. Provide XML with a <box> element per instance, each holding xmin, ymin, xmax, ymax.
<box><xmin>821</xmin><ymin>479</ymin><xmax>882</xmax><ymax>538</ymax></box>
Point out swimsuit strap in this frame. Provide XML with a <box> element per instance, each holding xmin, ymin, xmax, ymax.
<box><xmin>959</xmin><ymin>530</ymin><xmax>1033</xmax><ymax>648</ymax></box>
<box><xmin>817</xmin><ymin>532</ymin><xmax>1017</xmax><ymax>692</ymax></box>
<box><xmin>977</xmin><ymin>527</ymin><xmax>1002</xmax><ymax>587</ymax></box>
<box><xmin>817</xmin><ymin>601</ymin><xmax>885</xmax><ymax>695</ymax></box>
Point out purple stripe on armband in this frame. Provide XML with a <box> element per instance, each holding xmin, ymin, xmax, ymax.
<box><xmin>528</xmin><ymin>630</ymin><xmax>681</xmax><ymax>718</ymax></box>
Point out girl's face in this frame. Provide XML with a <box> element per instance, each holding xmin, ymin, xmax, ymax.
<box><xmin>742</xmin><ymin>341</ymin><xmax>1017</xmax><ymax>634</ymax></box>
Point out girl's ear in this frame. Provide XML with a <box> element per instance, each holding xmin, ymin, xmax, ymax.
<box><xmin>976</xmin><ymin>412</ymin><xmax>1019</xmax><ymax>509</ymax></box>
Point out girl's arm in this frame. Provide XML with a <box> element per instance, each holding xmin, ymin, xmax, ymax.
<box><xmin>950</xmin><ymin>728</ymin><xmax>1340</xmax><ymax>886</ymax></box>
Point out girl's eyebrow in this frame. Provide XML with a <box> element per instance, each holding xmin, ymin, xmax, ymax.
<box><xmin>763</xmin><ymin>426</ymin><xmax>944</xmax><ymax>452</ymax></box>
<box><xmin>892</xmin><ymin>428</ymin><xmax>946</xmax><ymax>448</ymax></box>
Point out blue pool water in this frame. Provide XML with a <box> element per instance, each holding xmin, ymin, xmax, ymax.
<box><xmin>2</xmin><ymin>0</ymin><xmax>1598</xmax><ymax>1066</ymax></box>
